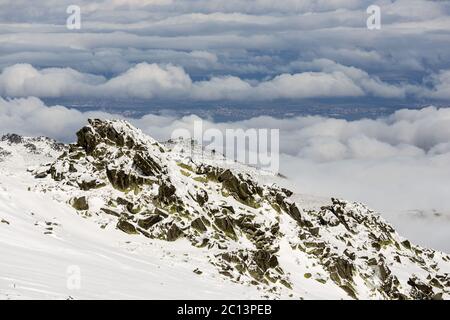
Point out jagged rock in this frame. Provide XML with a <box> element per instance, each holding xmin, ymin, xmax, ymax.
<box><xmin>408</xmin><ymin>276</ymin><xmax>435</xmax><ymax>299</ymax></box>
<box><xmin>328</xmin><ymin>257</ymin><xmax>354</xmax><ymax>283</ymax></box>
<box><xmin>1</xmin><ymin>133</ymin><xmax>23</xmax><ymax>144</ymax></box>
<box><xmin>71</xmin><ymin>196</ymin><xmax>89</xmax><ymax>211</ymax></box>
<box><xmin>77</xmin><ymin>179</ymin><xmax>104</xmax><ymax>191</ymax></box>
<box><xmin>138</xmin><ymin>215</ymin><xmax>163</xmax><ymax>229</ymax></box>
<box><xmin>106</xmin><ymin>167</ymin><xmax>143</xmax><ymax>191</ymax></box>
<box><xmin>218</xmin><ymin>169</ymin><xmax>255</xmax><ymax>204</ymax></box>
<box><xmin>76</xmin><ymin>126</ymin><xmax>99</xmax><ymax>154</ymax></box>
<box><xmin>253</xmin><ymin>250</ymin><xmax>279</xmax><ymax>271</ymax></box>
<box><xmin>196</xmin><ymin>190</ymin><xmax>209</xmax><ymax>206</ymax></box>
<box><xmin>100</xmin><ymin>207</ymin><xmax>121</xmax><ymax>217</ymax></box>
<box><xmin>167</xmin><ymin>224</ymin><xmax>183</xmax><ymax>241</ymax></box>
<box><xmin>215</xmin><ymin>216</ymin><xmax>236</xmax><ymax>239</ymax></box>
<box><xmin>133</xmin><ymin>153</ymin><xmax>161</xmax><ymax>176</ymax></box>
<box><xmin>154</xmin><ymin>207</ymin><xmax>169</xmax><ymax>218</ymax></box>
<box><xmin>431</xmin><ymin>292</ymin><xmax>443</xmax><ymax>300</ymax></box>
<box><xmin>158</xmin><ymin>181</ymin><xmax>177</xmax><ymax>203</ymax></box>
<box><xmin>340</xmin><ymin>284</ymin><xmax>357</xmax><ymax>299</ymax></box>
<box><xmin>24</xmin><ymin>143</ymin><xmax>37</xmax><ymax>153</ymax></box>
<box><xmin>281</xmin><ymin>188</ymin><xmax>293</xmax><ymax>197</ymax></box>
<box><xmin>30</xmin><ymin>119</ymin><xmax>450</xmax><ymax>300</ymax></box>
<box><xmin>288</xmin><ymin>204</ymin><xmax>302</xmax><ymax>222</ymax></box>
<box><xmin>117</xmin><ymin>220</ymin><xmax>138</xmax><ymax>234</ymax></box>
<box><xmin>191</xmin><ymin>217</ymin><xmax>207</xmax><ymax>232</ymax></box>
<box><xmin>309</xmin><ymin>227</ymin><xmax>320</xmax><ymax>236</ymax></box>
<box><xmin>402</xmin><ymin>240</ymin><xmax>412</xmax><ymax>250</ymax></box>
<box><xmin>375</xmin><ymin>262</ymin><xmax>391</xmax><ymax>282</ymax></box>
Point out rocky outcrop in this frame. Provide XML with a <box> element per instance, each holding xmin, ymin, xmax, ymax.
<box><xmin>71</xmin><ymin>196</ymin><xmax>89</xmax><ymax>211</ymax></box>
<box><xmin>117</xmin><ymin>219</ymin><xmax>138</xmax><ymax>234</ymax></box>
<box><xmin>1</xmin><ymin>133</ymin><xmax>23</xmax><ymax>144</ymax></box>
<box><xmin>32</xmin><ymin>119</ymin><xmax>450</xmax><ymax>300</ymax></box>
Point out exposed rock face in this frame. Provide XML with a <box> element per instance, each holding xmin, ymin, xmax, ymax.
<box><xmin>71</xmin><ymin>196</ymin><xmax>89</xmax><ymax>211</ymax></box>
<box><xmin>167</xmin><ymin>224</ymin><xmax>184</xmax><ymax>241</ymax></box>
<box><xmin>138</xmin><ymin>214</ymin><xmax>164</xmax><ymax>229</ymax></box>
<box><xmin>117</xmin><ymin>219</ymin><xmax>138</xmax><ymax>234</ymax></box>
<box><xmin>31</xmin><ymin>119</ymin><xmax>450</xmax><ymax>300</ymax></box>
<box><xmin>1</xmin><ymin>133</ymin><xmax>23</xmax><ymax>144</ymax></box>
<box><xmin>218</xmin><ymin>169</ymin><xmax>261</xmax><ymax>207</ymax></box>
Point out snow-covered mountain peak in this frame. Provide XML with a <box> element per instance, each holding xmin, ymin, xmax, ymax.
<box><xmin>1</xmin><ymin>119</ymin><xmax>450</xmax><ymax>300</ymax></box>
<box><xmin>77</xmin><ymin>119</ymin><xmax>162</xmax><ymax>154</ymax></box>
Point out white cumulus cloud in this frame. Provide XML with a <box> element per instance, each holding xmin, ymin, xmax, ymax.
<box><xmin>2</xmin><ymin>62</ymin><xmax>445</xmax><ymax>101</ymax></box>
<box><xmin>1</xmin><ymin>97</ymin><xmax>450</xmax><ymax>252</ymax></box>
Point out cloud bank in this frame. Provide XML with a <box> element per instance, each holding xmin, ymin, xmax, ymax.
<box><xmin>0</xmin><ymin>0</ymin><xmax>450</xmax><ymax>105</ymax></box>
<box><xmin>1</xmin><ymin>0</ymin><xmax>450</xmax><ymax>252</ymax></box>
<box><xmin>1</xmin><ymin>97</ymin><xmax>450</xmax><ymax>252</ymax></box>
<box><xmin>0</xmin><ymin>62</ymin><xmax>448</xmax><ymax>101</ymax></box>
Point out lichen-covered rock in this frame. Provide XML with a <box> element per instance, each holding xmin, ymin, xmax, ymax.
<box><xmin>33</xmin><ymin>119</ymin><xmax>450</xmax><ymax>300</ymax></box>
<box><xmin>214</xmin><ymin>216</ymin><xmax>236</xmax><ymax>239</ymax></box>
<box><xmin>167</xmin><ymin>224</ymin><xmax>183</xmax><ymax>241</ymax></box>
<box><xmin>191</xmin><ymin>217</ymin><xmax>207</xmax><ymax>232</ymax></box>
<box><xmin>158</xmin><ymin>181</ymin><xmax>177</xmax><ymax>204</ymax></box>
<box><xmin>71</xmin><ymin>196</ymin><xmax>89</xmax><ymax>211</ymax></box>
<box><xmin>138</xmin><ymin>215</ymin><xmax>164</xmax><ymax>229</ymax></box>
<box><xmin>195</xmin><ymin>189</ymin><xmax>208</xmax><ymax>206</ymax></box>
<box><xmin>218</xmin><ymin>169</ymin><xmax>259</xmax><ymax>206</ymax></box>
<box><xmin>117</xmin><ymin>220</ymin><xmax>138</xmax><ymax>234</ymax></box>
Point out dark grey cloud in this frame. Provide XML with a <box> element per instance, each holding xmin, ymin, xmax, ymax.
<box><xmin>0</xmin><ymin>0</ymin><xmax>449</xmax><ymax>105</ymax></box>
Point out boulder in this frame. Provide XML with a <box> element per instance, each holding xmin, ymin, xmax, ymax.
<box><xmin>215</xmin><ymin>216</ymin><xmax>236</xmax><ymax>239</ymax></box>
<box><xmin>196</xmin><ymin>190</ymin><xmax>209</xmax><ymax>206</ymax></box>
<box><xmin>191</xmin><ymin>217</ymin><xmax>207</xmax><ymax>232</ymax></box>
<box><xmin>117</xmin><ymin>220</ymin><xmax>138</xmax><ymax>234</ymax></box>
<box><xmin>133</xmin><ymin>153</ymin><xmax>161</xmax><ymax>176</ymax></box>
<box><xmin>76</xmin><ymin>126</ymin><xmax>99</xmax><ymax>154</ymax></box>
<box><xmin>158</xmin><ymin>181</ymin><xmax>177</xmax><ymax>203</ymax></box>
<box><xmin>71</xmin><ymin>196</ymin><xmax>89</xmax><ymax>211</ymax></box>
<box><xmin>138</xmin><ymin>215</ymin><xmax>163</xmax><ymax>229</ymax></box>
<box><xmin>253</xmin><ymin>250</ymin><xmax>279</xmax><ymax>271</ymax></box>
<box><xmin>167</xmin><ymin>224</ymin><xmax>183</xmax><ymax>241</ymax></box>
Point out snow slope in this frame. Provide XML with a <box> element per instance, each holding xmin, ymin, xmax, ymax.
<box><xmin>1</xmin><ymin>122</ymin><xmax>450</xmax><ymax>300</ymax></box>
<box><xmin>0</xmin><ymin>136</ymin><xmax>269</xmax><ymax>299</ymax></box>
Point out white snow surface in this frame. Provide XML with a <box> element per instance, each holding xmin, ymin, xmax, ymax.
<box><xmin>1</xmin><ymin>127</ymin><xmax>449</xmax><ymax>300</ymax></box>
<box><xmin>0</xmin><ymin>138</ymin><xmax>280</xmax><ymax>300</ymax></box>
<box><xmin>0</xmin><ymin>136</ymin><xmax>327</xmax><ymax>299</ymax></box>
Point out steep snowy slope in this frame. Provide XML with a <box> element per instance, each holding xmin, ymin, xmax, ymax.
<box><xmin>1</xmin><ymin>121</ymin><xmax>450</xmax><ymax>300</ymax></box>
<box><xmin>0</xmin><ymin>135</ymin><xmax>273</xmax><ymax>300</ymax></box>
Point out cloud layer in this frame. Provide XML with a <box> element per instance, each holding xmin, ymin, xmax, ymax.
<box><xmin>2</xmin><ymin>97</ymin><xmax>450</xmax><ymax>251</ymax></box>
<box><xmin>1</xmin><ymin>62</ymin><xmax>448</xmax><ymax>101</ymax></box>
<box><xmin>0</xmin><ymin>0</ymin><xmax>450</xmax><ymax>104</ymax></box>
<box><xmin>1</xmin><ymin>0</ymin><xmax>450</xmax><ymax>252</ymax></box>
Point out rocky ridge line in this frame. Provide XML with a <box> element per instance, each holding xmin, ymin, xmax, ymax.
<box><xmin>28</xmin><ymin>119</ymin><xmax>450</xmax><ymax>300</ymax></box>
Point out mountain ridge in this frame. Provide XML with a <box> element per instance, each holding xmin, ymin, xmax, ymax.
<box><xmin>1</xmin><ymin>120</ymin><xmax>449</xmax><ymax>300</ymax></box>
